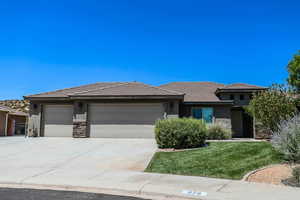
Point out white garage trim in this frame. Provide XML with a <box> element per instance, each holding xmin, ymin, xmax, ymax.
<box><xmin>44</xmin><ymin>105</ymin><xmax>73</xmax><ymax>137</ymax></box>
<box><xmin>89</xmin><ymin>103</ymin><xmax>165</xmax><ymax>138</ymax></box>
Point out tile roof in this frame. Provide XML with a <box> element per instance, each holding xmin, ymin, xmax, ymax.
<box><xmin>26</xmin><ymin>81</ymin><xmax>265</xmax><ymax>102</ymax></box>
<box><xmin>26</xmin><ymin>82</ymin><xmax>184</xmax><ymax>99</ymax></box>
<box><xmin>160</xmin><ymin>82</ymin><xmax>265</xmax><ymax>102</ymax></box>
<box><xmin>219</xmin><ymin>83</ymin><xmax>266</xmax><ymax>90</ymax></box>
<box><xmin>26</xmin><ymin>82</ymin><xmax>121</xmax><ymax>98</ymax></box>
<box><xmin>160</xmin><ymin>82</ymin><xmax>225</xmax><ymax>102</ymax></box>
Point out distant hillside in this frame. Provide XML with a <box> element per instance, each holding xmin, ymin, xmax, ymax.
<box><xmin>0</xmin><ymin>100</ymin><xmax>29</xmax><ymax>113</ymax></box>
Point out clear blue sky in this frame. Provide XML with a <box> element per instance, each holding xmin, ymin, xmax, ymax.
<box><xmin>1</xmin><ymin>0</ymin><xmax>299</xmax><ymax>100</ymax></box>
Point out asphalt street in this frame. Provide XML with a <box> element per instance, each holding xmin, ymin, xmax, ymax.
<box><xmin>0</xmin><ymin>188</ymin><xmax>150</xmax><ymax>200</ymax></box>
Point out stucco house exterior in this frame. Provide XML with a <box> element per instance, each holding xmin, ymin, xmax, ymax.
<box><xmin>24</xmin><ymin>82</ymin><xmax>265</xmax><ymax>138</ymax></box>
<box><xmin>0</xmin><ymin>105</ymin><xmax>28</xmax><ymax>136</ymax></box>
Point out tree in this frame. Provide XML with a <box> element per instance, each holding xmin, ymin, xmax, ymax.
<box><xmin>246</xmin><ymin>84</ymin><xmax>297</xmax><ymax>133</ymax></box>
<box><xmin>287</xmin><ymin>50</ymin><xmax>300</xmax><ymax>92</ymax></box>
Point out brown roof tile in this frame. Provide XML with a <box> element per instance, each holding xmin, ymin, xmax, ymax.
<box><xmin>219</xmin><ymin>83</ymin><xmax>265</xmax><ymax>89</ymax></box>
<box><xmin>26</xmin><ymin>82</ymin><xmax>183</xmax><ymax>99</ymax></box>
<box><xmin>72</xmin><ymin>82</ymin><xmax>183</xmax><ymax>96</ymax></box>
<box><xmin>160</xmin><ymin>82</ymin><xmax>225</xmax><ymax>102</ymax></box>
<box><xmin>25</xmin><ymin>82</ymin><xmax>123</xmax><ymax>98</ymax></box>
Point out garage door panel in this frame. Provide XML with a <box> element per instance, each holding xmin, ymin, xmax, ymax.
<box><xmin>44</xmin><ymin>105</ymin><xmax>73</xmax><ymax>137</ymax></box>
<box><xmin>89</xmin><ymin>103</ymin><xmax>164</xmax><ymax>138</ymax></box>
<box><xmin>90</xmin><ymin>125</ymin><xmax>155</xmax><ymax>138</ymax></box>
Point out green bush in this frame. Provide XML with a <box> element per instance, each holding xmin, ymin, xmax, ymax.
<box><xmin>271</xmin><ymin>115</ymin><xmax>300</xmax><ymax>163</ymax></box>
<box><xmin>292</xmin><ymin>167</ymin><xmax>300</xmax><ymax>185</ymax></box>
<box><xmin>155</xmin><ymin>118</ymin><xmax>207</xmax><ymax>149</ymax></box>
<box><xmin>206</xmin><ymin>124</ymin><xmax>232</xmax><ymax>140</ymax></box>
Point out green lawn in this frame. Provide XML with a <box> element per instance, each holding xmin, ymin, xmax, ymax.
<box><xmin>145</xmin><ymin>142</ymin><xmax>283</xmax><ymax>180</ymax></box>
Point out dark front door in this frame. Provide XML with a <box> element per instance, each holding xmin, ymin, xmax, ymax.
<box><xmin>243</xmin><ymin>112</ymin><xmax>254</xmax><ymax>138</ymax></box>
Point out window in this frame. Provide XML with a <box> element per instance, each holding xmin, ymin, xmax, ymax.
<box><xmin>192</xmin><ymin>107</ymin><xmax>213</xmax><ymax>123</ymax></box>
<box><xmin>202</xmin><ymin>108</ymin><xmax>213</xmax><ymax>123</ymax></box>
<box><xmin>192</xmin><ymin>108</ymin><xmax>202</xmax><ymax>119</ymax></box>
<box><xmin>230</xmin><ymin>94</ymin><xmax>234</xmax><ymax>100</ymax></box>
<box><xmin>240</xmin><ymin>94</ymin><xmax>244</xmax><ymax>100</ymax></box>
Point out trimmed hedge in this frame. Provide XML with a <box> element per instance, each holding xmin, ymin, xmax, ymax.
<box><xmin>155</xmin><ymin>118</ymin><xmax>207</xmax><ymax>149</ymax></box>
<box><xmin>206</xmin><ymin>124</ymin><xmax>232</xmax><ymax>140</ymax></box>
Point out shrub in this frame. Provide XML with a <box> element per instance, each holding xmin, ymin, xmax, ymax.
<box><xmin>155</xmin><ymin>118</ymin><xmax>207</xmax><ymax>149</ymax></box>
<box><xmin>246</xmin><ymin>84</ymin><xmax>297</xmax><ymax>133</ymax></box>
<box><xmin>292</xmin><ymin>167</ymin><xmax>300</xmax><ymax>185</ymax></box>
<box><xmin>283</xmin><ymin>166</ymin><xmax>300</xmax><ymax>187</ymax></box>
<box><xmin>271</xmin><ymin>115</ymin><xmax>300</xmax><ymax>163</ymax></box>
<box><xmin>206</xmin><ymin>124</ymin><xmax>232</xmax><ymax>140</ymax></box>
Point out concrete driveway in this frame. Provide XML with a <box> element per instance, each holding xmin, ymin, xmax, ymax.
<box><xmin>2</xmin><ymin>137</ymin><xmax>299</xmax><ymax>200</ymax></box>
<box><xmin>0</xmin><ymin>137</ymin><xmax>157</xmax><ymax>186</ymax></box>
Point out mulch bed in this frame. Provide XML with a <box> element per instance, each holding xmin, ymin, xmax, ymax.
<box><xmin>246</xmin><ymin>164</ymin><xmax>297</xmax><ymax>186</ymax></box>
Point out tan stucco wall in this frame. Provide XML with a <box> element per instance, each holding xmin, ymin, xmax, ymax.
<box><xmin>28</xmin><ymin>99</ymin><xmax>180</xmax><ymax>137</ymax></box>
<box><xmin>180</xmin><ymin>104</ymin><xmax>232</xmax><ymax>129</ymax></box>
<box><xmin>219</xmin><ymin>93</ymin><xmax>251</xmax><ymax>106</ymax></box>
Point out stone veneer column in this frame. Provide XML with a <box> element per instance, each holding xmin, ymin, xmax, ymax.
<box><xmin>73</xmin><ymin>101</ymin><xmax>88</xmax><ymax>138</ymax></box>
<box><xmin>27</xmin><ymin>102</ymin><xmax>42</xmax><ymax>137</ymax></box>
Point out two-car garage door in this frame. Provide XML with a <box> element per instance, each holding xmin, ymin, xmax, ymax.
<box><xmin>89</xmin><ymin>103</ymin><xmax>165</xmax><ymax>138</ymax></box>
<box><xmin>43</xmin><ymin>103</ymin><xmax>165</xmax><ymax>138</ymax></box>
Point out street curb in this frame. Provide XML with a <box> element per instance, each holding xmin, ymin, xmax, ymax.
<box><xmin>0</xmin><ymin>182</ymin><xmax>199</xmax><ymax>200</ymax></box>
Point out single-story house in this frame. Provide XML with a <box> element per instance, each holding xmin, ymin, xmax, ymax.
<box><xmin>0</xmin><ymin>105</ymin><xmax>28</xmax><ymax>136</ymax></box>
<box><xmin>24</xmin><ymin>82</ymin><xmax>265</xmax><ymax>138</ymax></box>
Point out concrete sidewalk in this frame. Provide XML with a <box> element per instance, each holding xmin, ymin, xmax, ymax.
<box><xmin>2</xmin><ymin>169</ymin><xmax>300</xmax><ymax>200</ymax></box>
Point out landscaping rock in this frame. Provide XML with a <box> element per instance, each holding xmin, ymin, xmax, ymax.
<box><xmin>0</xmin><ymin>100</ymin><xmax>29</xmax><ymax>113</ymax></box>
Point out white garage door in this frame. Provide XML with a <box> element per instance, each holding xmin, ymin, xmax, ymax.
<box><xmin>44</xmin><ymin>105</ymin><xmax>73</xmax><ymax>137</ymax></box>
<box><xmin>89</xmin><ymin>103</ymin><xmax>165</xmax><ymax>138</ymax></box>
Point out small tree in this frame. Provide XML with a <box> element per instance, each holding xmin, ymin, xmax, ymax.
<box><xmin>287</xmin><ymin>50</ymin><xmax>300</xmax><ymax>92</ymax></box>
<box><xmin>246</xmin><ymin>84</ymin><xmax>297</xmax><ymax>133</ymax></box>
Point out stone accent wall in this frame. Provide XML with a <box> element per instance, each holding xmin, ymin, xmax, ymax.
<box><xmin>27</xmin><ymin>103</ymin><xmax>42</xmax><ymax>137</ymax></box>
<box><xmin>214</xmin><ymin>106</ymin><xmax>232</xmax><ymax>130</ymax></box>
<box><xmin>73</xmin><ymin>121</ymin><xmax>88</xmax><ymax>138</ymax></box>
<box><xmin>72</xmin><ymin>101</ymin><xmax>88</xmax><ymax>138</ymax></box>
<box><xmin>165</xmin><ymin>100</ymin><xmax>180</xmax><ymax>118</ymax></box>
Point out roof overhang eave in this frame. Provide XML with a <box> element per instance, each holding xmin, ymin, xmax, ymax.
<box><xmin>24</xmin><ymin>96</ymin><xmax>70</xmax><ymax>101</ymax></box>
<box><xmin>215</xmin><ymin>88</ymin><xmax>267</xmax><ymax>95</ymax></box>
<box><xmin>8</xmin><ymin>113</ymin><xmax>28</xmax><ymax>117</ymax></box>
<box><xmin>183</xmin><ymin>101</ymin><xmax>234</xmax><ymax>105</ymax></box>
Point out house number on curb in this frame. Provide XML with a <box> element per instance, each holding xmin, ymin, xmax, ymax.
<box><xmin>182</xmin><ymin>190</ymin><xmax>208</xmax><ymax>197</ymax></box>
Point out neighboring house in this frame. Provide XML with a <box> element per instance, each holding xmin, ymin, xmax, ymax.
<box><xmin>24</xmin><ymin>82</ymin><xmax>265</xmax><ymax>138</ymax></box>
<box><xmin>0</xmin><ymin>105</ymin><xmax>28</xmax><ymax>136</ymax></box>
